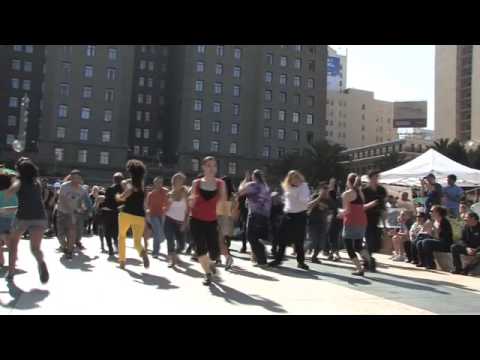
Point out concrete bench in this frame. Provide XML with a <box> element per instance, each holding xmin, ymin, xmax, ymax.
<box><xmin>434</xmin><ymin>252</ymin><xmax>480</xmax><ymax>275</ymax></box>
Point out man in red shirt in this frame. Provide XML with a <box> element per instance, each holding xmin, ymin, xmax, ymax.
<box><xmin>146</xmin><ymin>177</ymin><xmax>169</xmax><ymax>258</ymax></box>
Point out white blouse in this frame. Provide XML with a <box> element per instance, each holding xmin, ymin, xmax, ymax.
<box><xmin>166</xmin><ymin>199</ymin><xmax>187</xmax><ymax>222</ymax></box>
<box><xmin>284</xmin><ymin>182</ymin><xmax>311</xmax><ymax>214</ymax></box>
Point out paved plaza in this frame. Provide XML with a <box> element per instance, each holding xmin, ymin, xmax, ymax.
<box><xmin>1</xmin><ymin>235</ymin><xmax>480</xmax><ymax>315</ymax></box>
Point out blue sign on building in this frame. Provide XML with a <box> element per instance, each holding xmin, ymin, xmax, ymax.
<box><xmin>328</xmin><ymin>57</ymin><xmax>341</xmax><ymax>77</ymax></box>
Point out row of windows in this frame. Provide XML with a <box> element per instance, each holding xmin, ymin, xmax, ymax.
<box><xmin>85</xmin><ymin>45</ymin><xmax>118</xmax><ymax>60</ymax></box>
<box><xmin>191</xmin><ymin>158</ymin><xmax>238</xmax><ymax>176</ymax></box>
<box><xmin>265</xmin><ymin>53</ymin><xmax>316</xmax><ymax>72</ymax></box>
<box><xmin>60</xmin><ymin>63</ymin><xmax>118</xmax><ymax>81</ymax></box>
<box><xmin>55</xmin><ymin>127</ymin><xmax>112</xmax><ymax>143</ymax></box>
<box><xmin>196</xmin><ymin>61</ymin><xmax>242</xmax><ymax>78</ymax></box>
<box><xmin>139</xmin><ymin>45</ymin><xmax>168</xmax><ymax>56</ymax></box>
<box><xmin>54</xmin><ymin>148</ymin><xmax>110</xmax><ymax>165</ymax></box>
<box><xmin>138</xmin><ymin>60</ymin><xmax>167</xmax><ymax>72</ymax></box>
<box><xmin>138</xmin><ymin>77</ymin><xmax>166</xmax><ymax>89</ymax></box>
<box><xmin>11</xmin><ymin>59</ymin><xmax>33</xmax><ymax>72</ymax></box>
<box><xmin>57</xmin><ymin>105</ymin><xmax>113</xmax><ymax>122</ymax></box>
<box><xmin>264</xmin><ymin>90</ymin><xmax>316</xmax><ymax>106</ymax></box>
<box><xmin>197</xmin><ymin>45</ymin><xmax>242</xmax><ymax>59</ymax></box>
<box><xmin>13</xmin><ymin>45</ymin><xmax>34</xmax><ymax>53</ymax></box>
<box><xmin>264</xmin><ymin>72</ymin><xmax>315</xmax><ymax>88</ymax></box>
<box><xmin>58</xmin><ymin>85</ymin><xmax>117</xmax><ymax>102</ymax></box>
<box><xmin>134</xmin><ymin>128</ymin><xmax>151</xmax><ymax>139</ymax></box>
<box><xmin>10</xmin><ymin>78</ymin><xmax>32</xmax><ymax>91</ymax></box>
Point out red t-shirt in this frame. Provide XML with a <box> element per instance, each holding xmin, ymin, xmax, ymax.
<box><xmin>147</xmin><ymin>188</ymin><xmax>168</xmax><ymax>217</ymax></box>
<box><xmin>191</xmin><ymin>179</ymin><xmax>224</xmax><ymax>222</ymax></box>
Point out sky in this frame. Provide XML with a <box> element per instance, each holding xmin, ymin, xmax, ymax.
<box><xmin>330</xmin><ymin>45</ymin><xmax>435</xmax><ymax>129</ymax></box>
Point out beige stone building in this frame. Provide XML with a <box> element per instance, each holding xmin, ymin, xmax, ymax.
<box><xmin>435</xmin><ymin>45</ymin><xmax>480</xmax><ymax>142</ymax></box>
<box><xmin>326</xmin><ymin>88</ymin><xmax>397</xmax><ymax>148</ymax></box>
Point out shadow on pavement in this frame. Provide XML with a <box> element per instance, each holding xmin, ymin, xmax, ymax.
<box><xmin>172</xmin><ymin>261</ymin><xmax>204</xmax><ymax>279</ymax></box>
<box><xmin>60</xmin><ymin>253</ymin><xmax>99</xmax><ymax>272</ymax></box>
<box><xmin>124</xmin><ymin>268</ymin><xmax>179</xmax><ymax>290</ymax></box>
<box><xmin>228</xmin><ymin>266</ymin><xmax>279</xmax><ymax>282</ymax></box>
<box><xmin>0</xmin><ymin>280</ymin><xmax>49</xmax><ymax>310</ymax></box>
<box><xmin>209</xmin><ymin>282</ymin><xmax>287</xmax><ymax>314</ymax></box>
<box><xmin>0</xmin><ymin>267</ymin><xmax>27</xmax><ymax>278</ymax></box>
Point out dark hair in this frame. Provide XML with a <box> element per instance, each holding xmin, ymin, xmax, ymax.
<box><xmin>468</xmin><ymin>212</ymin><xmax>480</xmax><ymax>222</ymax></box>
<box><xmin>448</xmin><ymin>174</ymin><xmax>457</xmax><ymax>182</ymax></box>
<box><xmin>416</xmin><ymin>212</ymin><xmax>428</xmax><ymax>220</ymax></box>
<box><xmin>126</xmin><ymin>159</ymin><xmax>146</xmax><ymax>190</ymax></box>
<box><xmin>15</xmin><ymin>158</ymin><xmax>38</xmax><ymax>184</ymax></box>
<box><xmin>221</xmin><ymin>176</ymin><xmax>235</xmax><ymax>200</ymax></box>
<box><xmin>252</xmin><ymin>169</ymin><xmax>266</xmax><ymax>185</ymax></box>
<box><xmin>368</xmin><ymin>170</ymin><xmax>381</xmax><ymax>179</ymax></box>
<box><xmin>432</xmin><ymin>205</ymin><xmax>447</xmax><ymax>218</ymax></box>
<box><xmin>113</xmin><ymin>172</ymin><xmax>124</xmax><ymax>185</ymax></box>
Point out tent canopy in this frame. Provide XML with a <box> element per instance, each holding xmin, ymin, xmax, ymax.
<box><xmin>362</xmin><ymin>149</ymin><xmax>480</xmax><ymax>187</ymax></box>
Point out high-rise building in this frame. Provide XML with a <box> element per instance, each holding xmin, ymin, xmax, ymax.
<box><xmin>435</xmin><ymin>45</ymin><xmax>480</xmax><ymax>142</ymax></box>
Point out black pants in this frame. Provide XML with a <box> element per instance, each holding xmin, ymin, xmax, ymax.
<box><xmin>344</xmin><ymin>238</ymin><xmax>364</xmax><ymax>259</ymax></box>
<box><xmin>451</xmin><ymin>244</ymin><xmax>480</xmax><ymax>272</ymax></box>
<box><xmin>102</xmin><ymin>210</ymin><xmax>119</xmax><ymax>253</ymax></box>
<box><xmin>246</xmin><ymin>213</ymin><xmax>269</xmax><ymax>265</ymax></box>
<box><xmin>365</xmin><ymin>217</ymin><xmax>381</xmax><ymax>254</ymax></box>
<box><xmin>164</xmin><ymin>216</ymin><xmax>185</xmax><ymax>255</ymax></box>
<box><xmin>190</xmin><ymin>218</ymin><xmax>220</xmax><ymax>259</ymax></box>
<box><xmin>270</xmin><ymin>213</ymin><xmax>283</xmax><ymax>254</ymax></box>
<box><xmin>417</xmin><ymin>239</ymin><xmax>449</xmax><ymax>268</ymax></box>
<box><xmin>325</xmin><ymin>217</ymin><xmax>341</xmax><ymax>253</ymax></box>
<box><xmin>275</xmin><ymin>211</ymin><xmax>307</xmax><ymax>264</ymax></box>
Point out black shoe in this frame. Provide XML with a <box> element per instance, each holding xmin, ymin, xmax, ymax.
<box><xmin>240</xmin><ymin>246</ymin><xmax>247</xmax><ymax>254</ymax></box>
<box><xmin>311</xmin><ymin>257</ymin><xmax>322</xmax><ymax>264</ymax></box>
<box><xmin>415</xmin><ymin>263</ymin><xmax>424</xmax><ymax>267</ymax></box>
<box><xmin>66</xmin><ymin>251</ymin><xmax>73</xmax><ymax>260</ymax></box>
<box><xmin>451</xmin><ymin>269</ymin><xmax>463</xmax><ymax>275</ymax></box>
<box><xmin>6</xmin><ymin>271</ymin><xmax>14</xmax><ymax>282</ymax></box>
<box><xmin>268</xmin><ymin>260</ymin><xmax>282</xmax><ymax>267</ymax></box>
<box><xmin>297</xmin><ymin>263</ymin><xmax>310</xmax><ymax>270</ymax></box>
<box><xmin>426</xmin><ymin>264</ymin><xmax>436</xmax><ymax>270</ymax></box>
<box><xmin>368</xmin><ymin>257</ymin><xmax>377</xmax><ymax>273</ymax></box>
<box><xmin>108</xmin><ymin>249</ymin><xmax>115</xmax><ymax>256</ymax></box>
<box><xmin>215</xmin><ymin>259</ymin><xmax>222</xmax><ymax>266</ymax></box>
<box><xmin>203</xmin><ymin>273</ymin><xmax>213</xmax><ymax>286</ymax></box>
<box><xmin>141</xmin><ymin>251</ymin><xmax>150</xmax><ymax>269</ymax></box>
<box><xmin>352</xmin><ymin>270</ymin><xmax>365</xmax><ymax>276</ymax></box>
<box><xmin>39</xmin><ymin>262</ymin><xmax>49</xmax><ymax>284</ymax></box>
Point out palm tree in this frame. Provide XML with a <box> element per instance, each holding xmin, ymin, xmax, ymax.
<box><xmin>431</xmin><ymin>138</ymin><xmax>451</xmax><ymax>154</ymax></box>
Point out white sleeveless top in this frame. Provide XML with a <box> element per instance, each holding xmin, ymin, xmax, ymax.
<box><xmin>166</xmin><ymin>199</ymin><xmax>187</xmax><ymax>222</ymax></box>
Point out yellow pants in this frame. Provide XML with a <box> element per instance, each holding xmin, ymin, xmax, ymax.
<box><xmin>118</xmin><ymin>212</ymin><xmax>146</xmax><ymax>263</ymax></box>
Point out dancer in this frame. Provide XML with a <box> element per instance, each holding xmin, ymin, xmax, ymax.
<box><xmin>116</xmin><ymin>160</ymin><xmax>149</xmax><ymax>269</ymax></box>
<box><xmin>189</xmin><ymin>157</ymin><xmax>226</xmax><ymax>286</ymax></box>
<box><xmin>237</xmin><ymin>171</ymin><xmax>250</xmax><ymax>254</ymax></box>
<box><xmin>216</xmin><ymin>176</ymin><xmax>235</xmax><ymax>269</ymax></box>
<box><xmin>238</xmin><ymin>169</ymin><xmax>271</xmax><ymax>267</ymax></box>
<box><xmin>164</xmin><ymin>173</ymin><xmax>189</xmax><ymax>268</ymax></box>
<box><xmin>0</xmin><ymin>172</ymin><xmax>18</xmax><ymax>267</ymax></box>
<box><xmin>269</xmin><ymin>170</ymin><xmax>310</xmax><ymax>270</ymax></box>
<box><xmin>146</xmin><ymin>176</ymin><xmax>168</xmax><ymax>258</ymax></box>
<box><xmin>101</xmin><ymin>173</ymin><xmax>124</xmax><ymax>255</ymax></box>
<box><xmin>4</xmin><ymin>158</ymin><xmax>49</xmax><ymax>283</ymax></box>
<box><xmin>340</xmin><ymin>173</ymin><xmax>378</xmax><ymax>276</ymax></box>
<box><xmin>326</xmin><ymin>178</ymin><xmax>342</xmax><ymax>261</ymax></box>
<box><xmin>92</xmin><ymin>187</ymin><xmax>107</xmax><ymax>253</ymax></box>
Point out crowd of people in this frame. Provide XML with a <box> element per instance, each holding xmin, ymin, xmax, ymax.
<box><xmin>0</xmin><ymin>156</ymin><xmax>479</xmax><ymax>288</ymax></box>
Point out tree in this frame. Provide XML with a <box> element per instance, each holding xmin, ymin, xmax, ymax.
<box><xmin>431</xmin><ymin>138</ymin><xmax>451</xmax><ymax>154</ymax></box>
<box><xmin>446</xmin><ymin>139</ymin><xmax>469</xmax><ymax>166</ymax></box>
<box><xmin>374</xmin><ymin>151</ymin><xmax>407</xmax><ymax>172</ymax></box>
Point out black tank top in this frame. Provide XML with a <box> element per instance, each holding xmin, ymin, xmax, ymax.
<box><xmin>123</xmin><ymin>189</ymin><xmax>145</xmax><ymax>217</ymax></box>
<box><xmin>17</xmin><ymin>179</ymin><xmax>47</xmax><ymax>220</ymax></box>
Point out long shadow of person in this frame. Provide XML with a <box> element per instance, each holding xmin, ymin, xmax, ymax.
<box><xmin>60</xmin><ymin>252</ymin><xmax>99</xmax><ymax>272</ymax></box>
<box><xmin>227</xmin><ymin>266</ymin><xmax>279</xmax><ymax>282</ymax></box>
<box><xmin>172</xmin><ymin>261</ymin><xmax>204</xmax><ymax>279</ymax></box>
<box><xmin>209</xmin><ymin>282</ymin><xmax>287</xmax><ymax>314</ymax></box>
<box><xmin>124</xmin><ymin>268</ymin><xmax>178</xmax><ymax>290</ymax></box>
<box><xmin>0</xmin><ymin>280</ymin><xmax>49</xmax><ymax>310</ymax></box>
<box><xmin>365</xmin><ymin>274</ymin><xmax>451</xmax><ymax>295</ymax></box>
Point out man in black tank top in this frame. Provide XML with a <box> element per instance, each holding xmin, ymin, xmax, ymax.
<box><xmin>101</xmin><ymin>172</ymin><xmax>124</xmax><ymax>256</ymax></box>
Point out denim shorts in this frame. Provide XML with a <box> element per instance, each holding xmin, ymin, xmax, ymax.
<box><xmin>0</xmin><ymin>216</ymin><xmax>13</xmax><ymax>234</ymax></box>
<box><xmin>12</xmin><ymin>218</ymin><xmax>48</xmax><ymax>233</ymax></box>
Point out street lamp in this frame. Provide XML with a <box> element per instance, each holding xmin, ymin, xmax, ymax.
<box><xmin>12</xmin><ymin>94</ymin><xmax>30</xmax><ymax>153</ymax></box>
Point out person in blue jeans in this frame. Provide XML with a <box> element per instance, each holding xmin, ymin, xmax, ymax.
<box><xmin>443</xmin><ymin>174</ymin><xmax>464</xmax><ymax>217</ymax></box>
<box><xmin>146</xmin><ymin>177</ymin><xmax>168</xmax><ymax>258</ymax></box>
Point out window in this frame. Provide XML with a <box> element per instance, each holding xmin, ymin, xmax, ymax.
<box><xmin>8</xmin><ymin>116</ymin><xmax>17</xmax><ymax>127</ymax></box>
<box><xmin>279</xmin><ymin>92</ymin><xmax>287</xmax><ymax>104</ymax></box>
<box><xmin>234</xmin><ymin>48</ymin><xmax>242</xmax><ymax>59</ymax></box>
<box><xmin>197</xmin><ymin>45</ymin><xmax>206</xmax><ymax>54</ymax></box>
<box><xmin>308</xmin><ymin>60</ymin><xmax>316</xmax><ymax>72</ymax></box>
<box><xmin>196</xmin><ymin>61</ymin><xmax>205</xmax><ymax>73</ymax></box>
<box><xmin>307</xmin><ymin>78</ymin><xmax>314</xmax><ymax>89</ymax></box>
<box><xmin>6</xmin><ymin>135</ymin><xmax>15</xmax><ymax>146</ymax></box>
<box><xmin>265</xmin><ymin>90</ymin><xmax>272</xmax><ymax>102</ymax></box>
<box><xmin>231</xmin><ymin>123</ymin><xmax>239</xmax><ymax>135</ymax></box>
<box><xmin>136</xmin><ymin>111</ymin><xmax>142</xmax><ymax>121</ymax></box>
<box><xmin>80</xmin><ymin>128</ymin><xmax>89</xmax><ymax>141</ymax></box>
<box><xmin>263</xmin><ymin>127</ymin><xmax>271</xmax><ymax>138</ymax></box>
<box><xmin>193</xmin><ymin>139</ymin><xmax>200</xmax><ymax>151</ymax></box>
<box><xmin>231</xmin><ymin>103</ymin><xmax>240</xmax><ymax>117</ymax></box>
<box><xmin>294</xmin><ymin>94</ymin><xmax>301</xmax><ymax>105</ymax></box>
<box><xmin>277</xmin><ymin>147</ymin><xmax>286</xmax><ymax>159</ymax></box>
<box><xmin>228</xmin><ymin>162</ymin><xmax>237</xmax><ymax>175</ymax></box>
<box><xmin>148</xmin><ymin>61</ymin><xmax>154</xmax><ymax>71</ymax></box>
<box><xmin>193</xmin><ymin>119</ymin><xmax>201</xmax><ymax>131</ymax></box>
<box><xmin>108</xmin><ymin>48</ymin><xmax>118</xmax><ymax>60</ymax></box>
<box><xmin>13</xmin><ymin>45</ymin><xmax>22</xmax><ymax>52</ymax></box>
<box><xmin>9</xmin><ymin>97</ymin><xmax>18</xmax><ymax>108</ymax></box>
<box><xmin>140</xmin><ymin>60</ymin><xmax>146</xmax><ymax>70</ymax></box>
<box><xmin>266</xmin><ymin>53</ymin><xmax>273</xmax><ymax>65</ymax></box>
<box><xmin>86</xmin><ymin>45</ymin><xmax>96</xmax><ymax>56</ymax></box>
<box><xmin>55</xmin><ymin>126</ymin><xmax>66</xmax><ymax>139</ymax></box>
<box><xmin>265</xmin><ymin>71</ymin><xmax>273</xmax><ymax>83</ymax></box>
<box><xmin>233</xmin><ymin>66</ymin><xmax>241</xmax><ymax>79</ymax></box>
<box><xmin>293</xmin><ymin>76</ymin><xmax>301</xmax><ymax>87</ymax></box>
<box><xmin>295</xmin><ymin>45</ymin><xmax>302</xmax><ymax>52</ymax></box>
<box><xmin>24</xmin><ymin>61</ymin><xmax>32</xmax><ymax>72</ymax></box>
<box><xmin>292</xmin><ymin>130</ymin><xmax>300</xmax><ymax>142</ymax></box>
<box><xmin>294</xmin><ymin>58</ymin><xmax>302</xmax><ymax>69</ymax></box>
<box><xmin>210</xmin><ymin>141</ymin><xmax>219</xmax><ymax>153</ymax></box>
<box><xmin>306</xmin><ymin>114</ymin><xmax>313</xmax><ymax>125</ymax></box>
<box><xmin>213</xmin><ymin>102</ymin><xmax>222</xmax><ymax>113</ymax></box>
<box><xmin>104</xmin><ymin>110</ymin><xmax>113</xmax><ymax>122</ymax></box>
<box><xmin>192</xmin><ymin>158</ymin><xmax>200</xmax><ymax>172</ymax></box>
<box><xmin>139</xmin><ymin>77</ymin><xmax>145</xmax><ymax>87</ymax></box>
<box><xmin>278</xmin><ymin>129</ymin><xmax>285</xmax><ymax>140</ymax></box>
<box><xmin>292</xmin><ymin>112</ymin><xmax>300</xmax><ymax>123</ymax></box>
<box><xmin>138</xmin><ymin>94</ymin><xmax>144</xmax><ymax>104</ymax></box>
<box><xmin>22</xmin><ymin>80</ymin><xmax>31</xmax><ymax>91</ymax></box>
<box><xmin>82</xmin><ymin>86</ymin><xmax>93</xmax><ymax>99</ymax></box>
<box><xmin>54</xmin><ymin>148</ymin><xmax>64</xmax><ymax>161</ymax></box>
<box><xmin>84</xmin><ymin>65</ymin><xmax>93</xmax><ymax>78</ymax></box>
<box><xmin>307</xmin><ymin>96</ymin><xmax>314</xmax><ymax>107</ymax></box>
<box><xmin>280</xmin><ymin>56</ymin><xmax>288</xmax><ymax>67</ymax></box>
<box><xmin>135</xmin><ymin>128</ymin><xmax>142</xmax><ymax>138</ymax></box>
<box><xmin>216</xmin><ymin>45</ymin><xmax>224</xmax><ymax>57</ymax></box>
<box><xmin>262</xmin><ymin>146</ymin><xmax>271</xmax><ymax>159</ymax></box>
<box><xmin>11</xmin><ymin>78</ymin><xmax>20</xmax><ymax>89</ymax></box>
<box><xmin>229</xmin><ymin>143</ymin><xmax>237</xmax><ymax>154</ymax></box>
<box><xmin>279</xmin><ymin>110</ymin><xmax>286</xmax><ymax>121</ymax></box>
<box><xmin>58</xmin><ymin>105</ymin><xmax>68</xmax><ymax>118</ymax></box>
<box><xmin>216</xmin><ymin>63</ymin><xmax>223</xmax><ymax>75</ymax></box>
<box><xmin>147</xmin><ymin>78</ymin><xmax>153</xmax><ymax>88</ymax></box>
<box><xmin>81</xmin><ymin>107</ymin><xmax>91</xmax><ymax>120</ymax></box>
<box><xmin>106</xmin><ymin>68</ymin><xmax>117</xmax><ymax>80</ymax></box>
<box><xmin>143</xmin><ymin>129</ymin><xmax>150</xmax><ymax>139</ymax></box>
<box><xmin>63</xmin><ymin>46</ymin><xmax>72</xmax><ymax>56</ymax></box>
<box><xmin>78</xmin><ymin>150</ymin><xmax>88</xmax><ymax>163</ymax></box>
<box><xmin>144</xmin><ymin>112</ymin><xmax>151</xmax><ymax>122</ymax></box>
<box><xmin>146</xmin><ymin>94</ymin><xmax>152</xmax><ymax>104</ymax></box>
<box><xmin>233</xmin><ymin>85</ymin><xmax>240</xmax><ymax>97</ymax></box>
<box><xmin>60</xmin><ymin>83</ymin><xmax>70</xmax><ymax>97</ymax></box>
<box><xmin>12</xmin><ymin>59</ymin><xmax>21</xmax><ymax>71</ymax></box>
<box><xmin>213</xmin><ymin>82</ymin><xmax>223</xmax><ymax>95</ymax></box>
<box><xmin>194</xmin><ymin>99</ymin><xmax>203</xmax><ymax>112</ymax></box>
<box><xmin>264</xmin><ymin>108</ymin><xmax>272</xmax><ymax>120</ymax></box>
<box><xmin>100</xmin><ymin>152</ymin><xmax>109</xmax><ymax>165</ymax></box>
<box><xmin>133</xmin><ymin>146</ymin><xmax>140</xmax><ymax>155</ymax></box>
<box><xmin>280</xmin><ymin>74</ymin><xmax>287</xmax><ymax>86</ymax></box>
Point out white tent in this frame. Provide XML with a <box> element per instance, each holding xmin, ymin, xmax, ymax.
<box><xmin>362</xmin><ymin>149</ymin><xmax>480</xmax><ymax>187</ymax></box>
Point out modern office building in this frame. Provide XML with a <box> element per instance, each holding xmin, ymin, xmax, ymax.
<box><xmin>435</xmin><ymin>45</ymin><xmax>480</xmax><ymax>142</ymax></box>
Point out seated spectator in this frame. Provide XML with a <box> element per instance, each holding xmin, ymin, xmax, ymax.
<box><xmin>416</xmin><ymin>206</ymin><xmax>453</xmax><ymax>270</ymax></box>
<box><xmin>451</xmin><ymin>212</ymin><xmax>480</xmax><ymax>275</ymax></box>
<box><xmin>397</xmin><ymin>192</ymin><xmax>416</xmax><ymax>216</ymax></box>
<box><xmin>459</xmin><ymin>202</ymin><xmax>470</xmax><ymax>222</ymax></box>
<box><xmin>386</xmin><ymin>195</ymin><xmax>397</xmax><ymax>208</ymax></box>
<box><xmin>405</xmin><ymin>212</ymin><xmax>432</xmax><ymax>263</ymax></box>
<box><xmin>390</xmin><ymin>210</ymin><xmax>414</xmax><ymax>262</ymax></box>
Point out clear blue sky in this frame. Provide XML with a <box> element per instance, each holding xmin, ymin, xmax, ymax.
<box><xmin>330</xmin><ymin>45</ymin><xmax>435</xmax><ymax>129</ymax></box>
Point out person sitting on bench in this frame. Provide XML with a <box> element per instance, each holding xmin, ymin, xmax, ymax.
<box><xmin>451</xmin><ymin>212</ymin><xmax>480</xmax><ymax>275</ymax></box>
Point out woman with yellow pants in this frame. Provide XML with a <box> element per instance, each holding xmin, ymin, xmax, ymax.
<box><xmin>116</xmin><ymin>160</ymin><xmax>149</xmax><ymax>270</ymax></box>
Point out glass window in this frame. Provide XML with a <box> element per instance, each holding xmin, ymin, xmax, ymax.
<box><xmin>9</xmin><ymin>97</ymin><xmax>18</xmax><ymax>108</ymax></box>
<box><xmin>307</xmin><ymin>96</ymin><xmax>314</xmax><ymax>107</ymax></box>
<box><xmin>139</xmin><ymin>77</ymin><xmax>145</xmax><ymax>87</ymax></box>
<box><xmin>136</xmin><ymin>111</ymin><xmax>142</xmax><ymax>121</ymax></box>
<box><xmin>216</xmin><ymin>45</ymin><xmax>224</xmax><ymax>57</ymax></box>
<box><xmin>22</xmin><ymin>80</ymin><xmax>31</xmax><ymax>91</ymax></box>
<box><xmin>229</xmin><ymin>143</ymin><xmax>237</xmax><ymax>154</ymax></box>
<box><xmin>24</xmin><ymin>61</ymin><xmax>32</xmax><ymax>72</ymax></box>
<box><xmin>60</xmin><ymin>83</ymin><xmax>70</xmax><ymax>97</ymax></box>
<box><xmin>292</xmin><ymin>130</ymin><xmax>300</xmax><ymax>141</ymax></box>
<box><xmin>145</xmin><ymin>94</ymin><xmax>152</xmax><ymax>104</ymax></box>
<box><xmin>6</xmin><ymin>135</ymin><xmax>15</xmax><ymax>145</ymax></box>
<box><xmin>193</xmin><ymin>139</ymin><xmax>200</xmax><ymax>151</ymax></box>
<box><xmin>306</xmin><ymin>113</ymin><xmax>313</xmax><ymax>125</ymax></box>
<box><xmin>197</xmin><ymin>45</ymin><xmax>206</xmax><ymax>54</ymax></box>
<box><xmin>107</xmin><ymin>68</ymin><xmax>117</xmax><ymax>80</ymax></box>
<box><xmin>294</xmin><ymin>94</ymin><xmax>301</xmax><ymax>105</ymax></box>
<box><xmin>262</xmin><ymin>146</ymin><xmax>271</xmax><ymax>159</ymax></box>
<box><xmin>263</xmin><ymin>127</ymin><xmax>271</xmax><ymax>138</ymax></box>
<box><xmin>292</xmin><ymin>112</ymin><xmax>300</xmax><ymax>123</ymax></box>
<box><xmin>278</xmin><ymin>128</ymin><xmax>285</xmax><ymax>140</ymax></box>
<box><xmin>265</xmin><ymin>71</ymin><xmax>273</xmax><ymax>83</ymax></box>
<box><xmin>233</xmin><ymin>85</ymin><xmax>240</xmax><ymax>97</ymax></box>
<box><xmin>308</xmin><ymin>60</ymin><xmax>316</xmax><ymax>72</ymax></box>
<box><xmin>82</xmin><ymin>86</ymin><xmax>93</xmax><ymax>99</ymax></box>
<box><xmin>135</xmin><ymin>128</ymin><xmax>142</xmax><ymax>138</ymax></box>
<box><xmin>133</xmin><ymin>146</ymin><xmax>140</xmax><ymax>155</ymax></box>
<box><xmin>280</xmin><ymin>56</ymin><xmax>288</xmax><ymax>67</ymax></box>
<box><xmin>293</xmin><ymin>76</ymin><xmax>301</xmax><ymax>87</ymax></box>
<box><xmin>54</xmin><ymin>148</ymin><xmax>64</xmax><ymax>161</ymax></box>
<box><xmin>234</xmin><ymin>48</ymin><xmax>242</xmax><ymax>59</ymax></box>
<box><xmin>233</xmin><ymin>104</ymin><xmax>240</xmax><ymax>116</ymax></box>
<box><xmin>307</xmin><ymin>78</ymin><xmax>314</xmax><ymax>89</ymax></box>
<box><xmin>214</xmin><ymin>82</ymin><xmax>223</xmax><ymax>95</ymax></box>
<box><xmin>210</xmin><ymin>141</ymin><xmax>219</xmax><ymax>153</ymax></box>
<box><xmin>144</xmin><ymin>112</ymin><xmax>151</xmax><ymax>122</ymax></box>
<box><xmin>216</xmin><ymin>63</ymin><xmax>223</xmax><ymax>75</ymax></box>
<box><xmin>233</xmin><ymin>66</ymin><xmax>241</xmax><ymax>79</ymax></box>
<box><xmin>80</xmin><ymin>128</ymin><xmax>89</xmax><ymax>141</ymax></box>
<box><xmin>143</xmin><ymin>129</ymin><xmax>150</xmax><ymax>139</ymax></box>
<box><xmin>194</xmin><ymin>99</ymin><xmax>203</xmax><ymax>112</ymax></box>
<box><xmin>280</xmin><ymin>74</ymin><xmax>287</xmax><ymax>86</ymax></box>
<box><xmin>294</xmin><ymin>58</ymin><xmax>302</xmax><ymax>69</ymax></box>
<box><xmin>213</xmin><ymin>102</ymin><xmax>222</xmax><ymax>113</ymax></box>
<box><xmin>193</xmin><ymin>119</ymin><xmax>201</xmax><ymax>131</ymax></box>
<box><xmin>108</xmin><ymin>48</ymin><xmax>118</xmax><ymax>60</ymax></box>
<box><xmin>277</xmin><ymin>147</ymin><xmax>285</xmax><ymax>159</ymax></box>
<box><xmin>231</xmin><ymin>123</ymin><xmax>239</xmax><ymax>135</ymax></box>
<box><xmin>86</xmin><ymin>45</ymin><xmax>96</xmax><ymax>56</ymax></box>
<box><xmin>265</xmin><ymin>90</ymin><xmax>272</xmax><ymax>102</ymax></box>
<box><xmin>58</xmin><ymin>105</ymin><xmax>68</xmax><ymax>118</ymax></box>
<box><xmin>266</xmin><ymin>53</ymin><xmax>273</xmax><ymax>65</ymax></box>
<box><xmin>11</xmin><ymin>78</ymin><xmax>20</xmax><ymax>89</ymax></box>
<box><xmin>147</xmin><ymin>78</ymin><xmax>153</xmax><ymax>88</ymax></box>
<box><xmin>100</xmin><ymin>152</ymin><xmax>109</xmax><ymax>165</ymax></box>
<box><xmin>264</xmin><ymin>108</ymin><xmax>272</xmax><ymax>120</ymax></box>
<box><xmin>192</xmin><ymin>158</ymin><xmax>200</xmax><ymax>172</ymax></box>
<box><xmin>148</xmin><ymin>61</ymin><xmax>154</xmax><ymax>71</ymax></box>
<box><xmin>228</xmin><ymin>162</ymin><xmax>237</xmax><ymax>175</ymax></box>
<box><xmin>12</xmin><ymin>59</ymin><xmax>21</xmax><ymax>71</ymax></box>
<box><xmin>279</xmin><ymin>110</ymin><xmax>286</xmax><ymax>121</ymax></box>
<box><xmin>140</xmin><ymin>60</ymin><xmax>146</xmax><ymax>70</ymax></box>
<box><xmin>212</xmin><ymin>121</ymin><xmax>221</xmax><ymax>133</ymax></box>
<box><xmin>56</xmin><ymin>127</ymin><xmax>66</xmax><ymax>139</ymax></box>
<box><xmin>279</xmin><ymin>92</ymin><xmax>287</xmax><ymax>104</ymax></box>
<box><xmin>196</xmin><ymin>61</ymin><xmax>205</xmax><ymax>73</ymax></box>
<box><xmin>81</xmin><ymin>107</ymin><xmax>91</xmax><ymax>120</ymax></box>
<box><xmin>295</xmin><ymin>45</ymin><xmax>302</xmax><ymax>52</ymax></box>
<box><xmin>84</xmin><ymin>65</ymin><xmax>94</xmax><ymax>78</ymax></box>
<box><xmin>8</xmin><ymin>115</ymin><xmax>17</xmax><ymax>127</ymax></box>
<box><xmin>78</xmin><ymin>150</ymin><xmax>88</xmax><ymax>163</ymax></box>
<box><xmin>104</xmin><ymin>110</ymin><xmax>113</xmax><ymax>122</ymax></box>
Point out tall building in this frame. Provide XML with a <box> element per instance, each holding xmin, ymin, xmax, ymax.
<box><xmin>327</xmin><ymin>47</ymin><xmax>347</xmax><ymax>92</ymax></box>
<box><xmin>326</xmin><ymin>89</ymin><xmax>397</xmax><ymax>148</ymax></box>
<box><xmin>435</xmin><ymin>45</ymin><xmax>480</xmax><ymax>142</ymax></box>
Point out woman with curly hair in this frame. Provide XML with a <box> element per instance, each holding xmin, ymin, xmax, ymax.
<box><xmin>116</xmin><ymin>160</ymin><xmax>149</xmax><ymax>270</ymax></box>
<box><xmin>4</xmin><ymin>158</ymin><xmax>49</xmax><ymax>283</ymax></box>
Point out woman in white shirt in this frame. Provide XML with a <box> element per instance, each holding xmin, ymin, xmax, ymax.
<box><xmin>269</xmin><ymin>170</ymin><xmax>310</xmax><ymax>270</ymax></box>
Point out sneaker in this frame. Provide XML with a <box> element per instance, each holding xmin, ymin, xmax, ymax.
<box><xmin>268</xmin><ymin>260</ymin><xmax>282</xmax><ymax>268</ymax></box>
<box><xmin>225</xmin><ymin>256</ymin><xmax>234</xmax><ymax>270</ymax></box>
<box><xmin>203</xmin><ymin>273</ymin><xmax>213</xmax><ymax>286</ymax></box>
<box><xmin>297</xmin><ymin>263</ymin><xmax>310</xmax><ymax>270</ymax></box>
<box><xmin>369</xmin><ymin>257</ymin><xmax>377</xmax><ymax>272</ymax></box>
<box><xmin>76</xmin><ymin>242</ymin><xmax>86</xmax><ymax>250</ymax></box>
<box><xmin>352</xmin><ymin>270</ymin><xmax>365</xmax><ymax>276</ymax></box>
<box><xmin>141</xmin><ymin>251</ymin><xmax>150</xmax><ymax>269</ymax></box>
<box><xmin>415</xmin><ymin>263</ymin><xmax>424</xmax><ymax>267</ymax></box>
<box><xmin>393</xmin><ymin>255</ymin><xmax>405</xmax><ymax>262</ymax></box>
<box><xmin>38</xmin><ymin>262</ymin><xmax>49</xmax><ymax>284</ymax></box>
